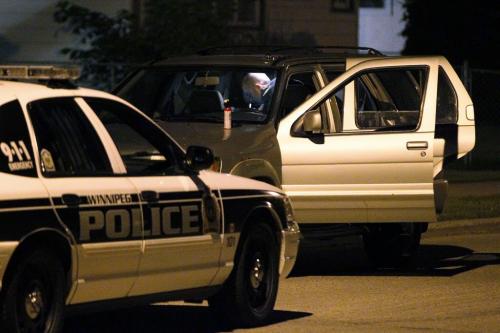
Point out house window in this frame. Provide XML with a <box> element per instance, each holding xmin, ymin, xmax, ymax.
<box><xmin>360</xmin><ymin>0</ymin><xmax>385</xmax><ymax>8</ymax></box>
<box><xmin>331</xmin><ymin>0</ymin><xmax>354</xmax><ymax>12</ymax></box>
<box><xmin>231</xmin><ymin>0</ymin><xmax>262</xmax><ymax>27</ymax></box>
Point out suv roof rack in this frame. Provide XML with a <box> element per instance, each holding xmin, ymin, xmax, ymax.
<box><xmin>197</xmin><ymin>45</ymin><xmax>384</xmax><ymax>56</ymax></box>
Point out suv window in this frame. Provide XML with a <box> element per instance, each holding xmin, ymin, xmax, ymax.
<box><xmin>119</xmin><ymin>67</ymin><xmax>278</xmax><ymax>124</ymax></box>
<box><xmin>85</xmin><ymin>98</ymin><xmax>182</xmax><ymax>176</ymax></box>
<box><xmin>354</xmin><ymin>68</ymin><xmax>427</xmax><ymax>130</ymax></box>
<box><xmin>0</xmin><ymin>100</ymin><xmax>36</xmax><ymax>177</ymax></box>
<box><xmin>281</xmin><ymin>72</ymin><xmax>318</xmax><ymax>117</ymax></box>
<box><xmin>436</xmin><ymin>67</ymin><xmax>458</xmax><ymax>124</ymax></box>
<box><xmin>28</xmin><ymin>98</ymin><xmax>112</xmax><ymax>177</ymax></box>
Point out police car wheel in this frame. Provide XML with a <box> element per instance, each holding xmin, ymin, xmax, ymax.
<box><xmin>363</xmin><ymin>223</ymin><xmax>421</xmax><ymax>268</ymax></box>
<box><xmin>1</xmin><ymin>250</ymin><xmax>65</xmax><ymax>333</ymax></box>
<box><xmin>209</xmin><ymin>223</ymin><xmax>279</xmax><ymax>327</ymax></box>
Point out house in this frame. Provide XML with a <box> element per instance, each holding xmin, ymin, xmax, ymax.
<box><xmin>229</xmin><ymin>0</ymin><xmax>358</xmax><ymax>46</ymax></box>
<box><xmin>358</xmin><ymin>0</ymin><xmax>406</xmax><ymax>54</ymax></box>
<box><xmin>0</xmin><ymin>0</ymin><xmax>360</xmax><ymax>62</ymax></box>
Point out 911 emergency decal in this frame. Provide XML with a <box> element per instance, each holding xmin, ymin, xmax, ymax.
<box><xmin>1</xmin><ymin>140</ymin><xmax>34</xmax><ymax>171</ymax></box>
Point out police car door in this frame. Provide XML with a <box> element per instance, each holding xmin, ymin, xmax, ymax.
<box><xmin>24</xmin><ymin>97</ymin><xmax>142</xmax><ymax>304</ymax></box>
<box><xmin>82</xmin><ymin>97</ymin><xmax>222</xmax><ymax>296</ymax></box>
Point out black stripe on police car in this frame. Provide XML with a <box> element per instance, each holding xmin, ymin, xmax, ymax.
<box><xmin>78</xmin><ymin>202</ymin><xmax>202</xmax><ymax>242</ymax></box>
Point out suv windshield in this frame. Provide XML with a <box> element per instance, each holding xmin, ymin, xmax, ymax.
<box><xmin>119</xmin><ymin>67</ymin><xmax>278</xmax><ymax>124</ymax></box>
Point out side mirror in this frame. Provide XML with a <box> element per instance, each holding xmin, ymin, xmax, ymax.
<box><xmin>185</xmin><ymin>146</ymin><xmax>214</xmax><ymax>172</ymax></box>
<box><xmin>303</xmin><ymin>109</ymin><xmax>322</xmax><ymax>134</ymax></box>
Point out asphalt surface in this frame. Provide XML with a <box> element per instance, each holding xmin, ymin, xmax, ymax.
<box><xmin>64</xmin><ymin>218</ymin><xmax>500</xmax><ymax>333</ymax></box>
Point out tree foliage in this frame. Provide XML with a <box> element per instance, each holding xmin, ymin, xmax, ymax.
<box><xmin>54</xmin><ymin>0</ymin><xmax>235</xmax><ymax>64</ymax></box>
<box><xmin>402</xmin><ymin>0</ymin><xmax>500</xmax><ymax>68</ymax></box>
<box><xmin>54</xmin><ymin>0</ymin><xmax>245</xmax><ymax>88</ymax></box>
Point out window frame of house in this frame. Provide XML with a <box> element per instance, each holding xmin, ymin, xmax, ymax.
<box><xmin>359</xmin><ymin>0</ymin><xmax>385</xmax><ymax>8</ymax></box>
<box><xmin>331</xmin><ymin>0</ymin><xmax>355</xmax><ymax>12</ymax></box>
<box><xmin>230</xmin><ymin>0</ymin><xmax>263</xmax><ymax>28</ymax></box>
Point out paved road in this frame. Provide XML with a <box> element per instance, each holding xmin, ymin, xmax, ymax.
<box><xmin>64</xmin><ymin>220</ymin><xmax>500</xmax><ymax>333</ymax></box>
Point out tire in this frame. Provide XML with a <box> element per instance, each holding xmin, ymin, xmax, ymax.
<box><xmin>209</xmin><ymin>223</ymin><xmax>279</xmax><ymax>327</ymax></box>
<box><xmin>1</xmin><ymin>249</ymin><xmax>66</xmax><ymax>333</ymax></box>
<box><xmin>363</xmin><ymin>223</ymin><xmax>422</xmax><ymax>268</ymax></box>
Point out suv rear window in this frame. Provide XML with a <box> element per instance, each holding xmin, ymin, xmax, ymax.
<box><xmin>119</xmin><ymin>67</ymin><xmax>277</xmax><ymax>124</ymax></box>
<box><xmin>436</xmin><ymin>67</ymin><xmax>458</xmax><ymax>124</ymax></box>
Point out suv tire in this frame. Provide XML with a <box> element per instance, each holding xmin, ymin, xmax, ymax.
<box><xmin>363</xmin><ymin>223</ymin><xmax>422</xmax><ymax>268</ymax></box>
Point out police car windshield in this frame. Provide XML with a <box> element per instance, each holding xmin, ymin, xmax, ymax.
<box><xmin>119</xmin><ymin>67</ymin><xmax>277</xmax><ymax>124</ymax></box>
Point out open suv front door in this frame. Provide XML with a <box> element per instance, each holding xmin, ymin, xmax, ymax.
<box><xmin>277</xmin><ymin>56</ymin><xmax>475</xmax><ymax>225</ymax></box>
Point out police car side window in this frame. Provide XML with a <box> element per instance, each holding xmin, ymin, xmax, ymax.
<box><xmin>0</xmin><ymin>100</ymin><xmax>36</xmax><ymax>177</ymax></box>
<box><xmin>28</xmin><ymin>98</ymin><xmax>113</xmax><ymax>177</ymax></box>
<box><xmin>84</xmin><ymin>98</ymin><xmax>181</xmax><ymax>176</ymax></box>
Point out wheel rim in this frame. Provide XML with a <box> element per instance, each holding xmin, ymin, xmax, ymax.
<box><xmin>249</xmin><ymin>255</ymin><xmax>265</xmax><ymax>289</ymax></box>
<box><xmin>245</xmin><ymin>241</ymin><xmax>273</xmax><ymax>310</ymax></box>
<box><xmin>24</xmin><ymin>282</ymin><xmax>45</xmax><ymax>320</ymax></box>
<box><xmin>17</xmin><ymin>270</ymin><xmax>53</xmax><ymax>333</ymax></box>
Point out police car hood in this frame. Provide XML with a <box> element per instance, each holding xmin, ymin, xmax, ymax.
<box><xmin>199</xmin><ymin>170</ymin><xmax>284</xmax><ymax>194</ymax></box>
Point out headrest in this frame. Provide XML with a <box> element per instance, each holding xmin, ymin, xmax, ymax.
<box><xmin>187</xmin><ymin>90</ymin><xmax>224</xmax><ymax>114</ymax></box>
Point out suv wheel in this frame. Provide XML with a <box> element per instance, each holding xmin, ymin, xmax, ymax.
<box><xmin>363</xmin><ymin>223</ymin><xmax>422</xmax><ymax>268</ymax></box>
<box><xmin>1</xmin><ymin>249</ymin><xmax>65</xmax><ymax>333</ymax></box>
<box><xmin>209</xmin><ymin>223</ymin><xmax>279</xmax><ymax>327</ymax></box>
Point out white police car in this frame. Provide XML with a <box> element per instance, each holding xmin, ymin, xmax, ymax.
<box><xmin>0</xmin><ymin>66</ymin><xmax>300</xmax><ymax>332</ymax></box>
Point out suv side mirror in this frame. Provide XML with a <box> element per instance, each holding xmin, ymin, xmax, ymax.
<box><xmin>185</xmin><ymin>146</ymin><xmax>214</xmax><ymax>172</ymax></box>
<box><xmin>303</xmin><ymin>109</ymin><xmax>322</xmax><ymax>134</ymax></box>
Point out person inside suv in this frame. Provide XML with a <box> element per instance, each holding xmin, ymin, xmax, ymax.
<box><xmin>241</xmin><ymin>72</ymin><xmax>274</xmax><ymax>111</ymax></box>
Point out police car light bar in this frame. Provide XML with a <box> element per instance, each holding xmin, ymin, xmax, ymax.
<box><xmin>0</xmin><ymin>65</ymin><xmax>80</xmax><ymax>80</ymax></box>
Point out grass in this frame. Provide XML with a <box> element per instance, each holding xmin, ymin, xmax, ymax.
<box><xmin>445</xmin><ymin>170</ymin><xmax>500</xmax><ymax>183</ymax></box>
<box><xmin>439</xmin><ymin>194</ymin><xmax>500</xmax><ymax>221</ymax></box>
<box><xmin>446</xmin><ymin>125</ymin><xmax>500</xmax><ymax>173</ymax></box>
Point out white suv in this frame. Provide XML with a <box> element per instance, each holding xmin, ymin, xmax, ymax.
<box><xmin>117</xmin><ymin>47</ymin><xmax>475</xmax><ymax>266</ymax></box>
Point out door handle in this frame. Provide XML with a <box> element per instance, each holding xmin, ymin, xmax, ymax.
<box><xmin>141</xmin><ymin>190</ymin><xmax>159</xmax><ymax>203</ymax></box>
<box><xmin>62</xmin><ymin>193</ymin><xmax>80</xmax><ymax>207</ymax></box>
<box><xmin>406</xmin><ymin>141</ymin><xmax>428</xmax><ymax>150</ymax></box>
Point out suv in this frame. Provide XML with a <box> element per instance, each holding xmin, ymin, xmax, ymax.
<box><xmin>116</xmin><ymin>46</ymin><xmax>475</xmax><ymax>265</ymax></box>
<box><xmin>0</xmin><ymin>66</ymin><xmax>300</xmax><ymax>332</ymax></box>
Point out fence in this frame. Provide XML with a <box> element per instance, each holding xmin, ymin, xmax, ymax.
<box><xmin>454</xmin><ymin>63</ymin><xmax>500</xmax><ymax>171</ymax></box>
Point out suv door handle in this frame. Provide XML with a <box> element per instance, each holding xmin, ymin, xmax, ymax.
<box><xmin>141</xmin><ymin>190</ymin><xmax>159</xmax><ymax>203</ymax></box>
<box><xmin>62</xmin><ymin>193</ymin><xmax>80</xmax><ymax>207</ymax></box>
<box><xmin>406</xmin><ymin>141</ymin><xmax>428</xmax><ymax>150</ymax></box>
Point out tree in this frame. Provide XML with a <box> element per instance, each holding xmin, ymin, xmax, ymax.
<box><xmin>402</xmin><ymin>0</ymin><xmax>500</xmax><ymax>68</ymax></box>
<box><xmin>54</xmin><ymin>0</ymin><xmax>235</xmax><ymax>87</ymax></box>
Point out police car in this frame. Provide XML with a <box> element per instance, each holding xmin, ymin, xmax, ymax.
<box><xmin>0</xmin><ymin>66</ymin><xmax>300</xmax><ymax>332</ymax></box>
